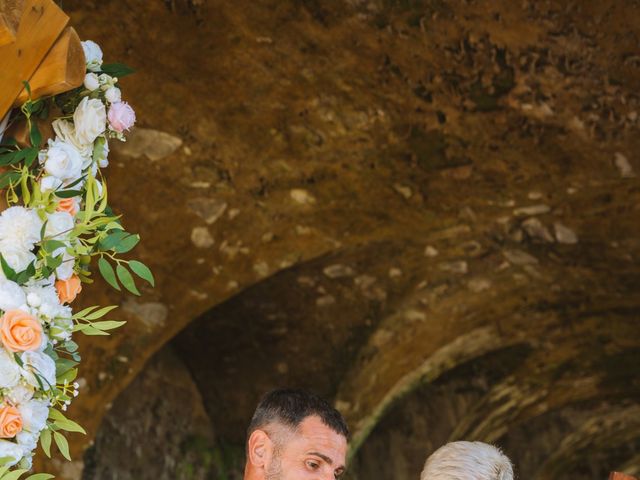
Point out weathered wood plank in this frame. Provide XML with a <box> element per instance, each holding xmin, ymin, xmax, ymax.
<box><xmin>0</xmin><ymin>0</ymin><xmax>26</xmax><ymax>47</ymax></box>
<box><xmin>13</xmin><ymin>26</ymin><xmax>85</xmax><ymax>106</ymax></box>
<box><xmin>0</xmin><ymin>0</ymin><xmax>68</xmax><ymax>119</ymax></box>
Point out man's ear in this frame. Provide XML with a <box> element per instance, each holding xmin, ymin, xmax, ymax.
<box><xmin>247</xmin><ymin>429</ymin><xmax>273</xmax><ymax>468</ymax></box>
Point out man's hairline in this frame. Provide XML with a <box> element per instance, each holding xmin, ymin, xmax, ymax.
<box><xmin>250</xmin><ymin>414</ymin><xmax>348</xmax><ymax>442</ymax></box>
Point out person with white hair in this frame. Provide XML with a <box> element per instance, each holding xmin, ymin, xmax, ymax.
<box><xmin>420</xmin><ymin>441</ymin><xmax>514</xmax><ymax>480</ymax></box>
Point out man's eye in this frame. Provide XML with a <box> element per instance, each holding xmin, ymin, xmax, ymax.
<box><xmin>306</xmin><ymin>461</ymin><xmax>320</xmax><ymax>470</ymax></box>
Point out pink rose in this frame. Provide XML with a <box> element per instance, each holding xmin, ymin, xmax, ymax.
<box><xmin>108</xmin><ymin>102</ymin><xmax>136</xmax><ymax>133</ymax></box>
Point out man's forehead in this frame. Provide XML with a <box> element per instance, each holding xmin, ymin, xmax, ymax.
<box><xmin>295</xmin><ymin>416</ymin><xmax>348</xmax><ymax>457</ymax></box>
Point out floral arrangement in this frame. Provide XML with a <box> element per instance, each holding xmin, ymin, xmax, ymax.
<box><xmin>0</xmin><ymin>40</ymin><xmax>152</xmax><ymax>477</ymax></box>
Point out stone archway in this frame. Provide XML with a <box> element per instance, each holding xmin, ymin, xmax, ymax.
<box><xmin>40</xmin><ymin>0</ymin><xmax>640</xmax><ymax>477</ymax></box>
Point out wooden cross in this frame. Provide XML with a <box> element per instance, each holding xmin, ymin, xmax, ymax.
<box><xmin>0</xmin><ymin>0</ymin><xmax>86</xmax><ymax>124</ymax></box>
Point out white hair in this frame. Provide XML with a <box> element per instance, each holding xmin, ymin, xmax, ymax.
<box><xmin>420</xmin><ymin>441</ymin><xmax>514</xmax><ymax>480</ymax></box>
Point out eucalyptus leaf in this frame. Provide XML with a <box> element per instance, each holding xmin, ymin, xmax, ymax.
<box><xmin>116</xmin><ymin>264</ymin><xmax>140</xmax><ymax>296</ymax></box>
<box><xmin>98</xmin><ymin>257</ymin><xmax>120</xmax><ymax>291</ymax></box>
<box><xmin>129</xmin><ymin>260</ymin><xmax>155</xmax><ymax>287</ymax></box>
<box><xmin>53</xmin><ymin>431</ymin><xmax>71</xmax><ymax>461</ymax></box>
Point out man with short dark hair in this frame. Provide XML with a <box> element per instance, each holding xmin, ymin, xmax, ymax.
<box><xmin>244</xmin><ymin>388</ymin><xmax>349</xmax><ymax>480</ymax></box>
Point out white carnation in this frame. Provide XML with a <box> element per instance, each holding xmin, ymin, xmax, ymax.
<box><xmin>18</xmin><ymin>398</ymin><xmax>49</xmax><ymax>433</ymax></box>
<box><xmin>0</xmin><ymin>206</ymin><xmax>42</xmax><ymax>252</ymax></box>
<box><xmin>82</xmin><ymin>40</ymin><xmax>103</xmax><ymax>72</ymax></box>
<box><xmin>0</xmin><ymin>248</ymin><xmax>36</xmax><ymax>273</ymax></box>
<box><xmin>52</xmin><ymin>119</ymin><xmax>93</xmax><ymax>160</ymax></box>
<box><xmin>74</xmin><ymin>97</ymin><xmax>106</xmax><ymax>145</ymax></box>
<box><xmin>16</xmin><ymin>430</ymin><xmax>38</xmax><ymax>452</ymax></box>
<box><xmin>0</xmin><ymin>280</ymin><xmax>26</xmax><ymax>311</ymax></box>
<box><xmin>83</xmin><ymin>72</ymin><xmax>100</xmax><ymax>91</ymax></box>
<box><xmin>0</xmin><ymin>348</ymin><xmax>21</xmax><ymax>389</ymax></box>
<box><xmin>0</xmin><ymin>439</ymin><xmax>23</xmax><ymax>467</ymax></box>
<box><xmin>21</xmin><ymin>351</ymin><xmax>56</xmax><ymax>389</ymax></box>
<box><xmin>41</xmin><ymin>139</ymin><xmax>83</xmax><ymax>182</ymax></box>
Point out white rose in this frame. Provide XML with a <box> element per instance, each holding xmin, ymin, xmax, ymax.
<box><xmin>83</xmin><ymin>72</ymin><xmax>100</xmax><ymax>91</ymax></box>
<box><xmin>98</xmin><ymin>74</ymin><xmax>115</xmax><ymax>87</ymax></box>
<box><xmin>105</xmin><ymin>86</ymin><xmax>121</xmax><ymax>103</ymax></box>
<box><xmin>39</xmin><ymin>175</ymin><xmax>63</xmax><ymax>193</ymax></box>
<box><xmin>0</xmin><ymin>280</ymin><xmax>26</xmax><ymax>311</ymax></box>
<box><xmin>45</xmin><ymin>212</ymin><xmax>74</xmax><ymax>241</ymax></box>
<box><xmin>18</xmin><ymin>398</ymin><xmax>49</xmax><ymax>432</ymax></box>
<box><xmin>42</xmin><ymin>139</ymin><xmax>83</xmax><ymax>181</ymax></box>
<box><xmin>48</xmin><ymin>241</ymin><xmax>75</xmax><ymax>281</ymax></box>
<box><xmin>0</xmin><ymin>439</ymin><xmax>23</xmax><ymax>467</ymax></box>
<box><xmin>54</xmin><ymin>249</ymin><xmax>75</xmax><ymax>281</ymax></box>
<box><xmin>0</xmin><ymin>348</ymin><xmax>21</xmax><ymax>389</ymax></box>
<box><xmin>0</xmin><ymin>206</ymin><xmax>42</xmax><ymax>252</ymax></box>
<box><xmin>74</xmin><ymin>97</ymin><xmax>106</xmax><ymax>145</ymax></box>
<box><xmin>6</xmin><ymin>384</ymin><xmax>34</xmax><ymax>405</ymax></box>
<box><xmin>0</xmin><ymin>248</ymin><xmax>36</xmax><ymax>273</ymax></box>
<box><xmin>21</xmin><ymin>351</ymin><xmax>56</xmax><ymax>389</ymax></box>
<box><xmin>52</xmin><ymin>119</ymin><xmax>93</xmax><ymax>160</ymax></box>
<box><xmin>82</xmin><ymin>40</ymin><xmax>103</xmax><ymax>72</ymax></box>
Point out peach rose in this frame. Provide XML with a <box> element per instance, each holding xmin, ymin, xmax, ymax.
<box><xmin>55</xmin><ymin>275</ymin><xmax>82</xmax><ymax>304</ymax></box>
<box><xmin>56</xmin><ymin>197</ymin><xmax>78</xmax><ymax>216</ymax></box>
<box><xmin>0</xmin><ymin>405</ymin><xmax>23</xmax><ymax>438</ymax></box>
<box><xmin>0</xmin><ymin>310</ymin><xmax>43</xmax><ymax>353</ymax></box>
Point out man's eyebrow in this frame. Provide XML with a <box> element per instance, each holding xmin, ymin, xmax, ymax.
<box><xmin>307</xmin><ymin>451</ymin><xmax>335</xmax><ymax>466</ymax></box>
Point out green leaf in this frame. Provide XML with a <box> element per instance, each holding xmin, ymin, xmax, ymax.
<box><xmin>1</xmin><ymin>468</ymin><xmax>28</xmax><ymax>480</ymax></box>
<box><xmin>72</xmin><ymin>306</ymin><xmax>100</xmax><ymax>319</ymax></box>
<box><xmin>49</xmin><ymin>409</ymin><xmax>86</xmax><ymax>435</ymax></box>
<box><xmin>84</xmin><ymin>305</ymin><xmax>118</xmax><ymax>320</ymax></box>
<box><xmin>29</xmin><ymin>121</ymin><xmax>41</xmax><ymax>148</ymax></box>
<box><xmin>113</xmin><ymin>234</ymin><xmax>140</xmax><ymax>254</ymax></box>
<box><xmin>0</xmin><ymin>254</ymin><xmax>17</xmax><ymax>281</ymax></box>
<box><xmin>129</xmin><ymin>260</ymin><xmax>155</xmax><ymax>287</ymax></box>
<box><xmin>0</xmin><ymin>171</ymin><xmax>21</xmax><ymax>189</ymax></box>
<box><xmin>22</xmin><ymin>80</ymin><xmax>32</xmax><ymax>97</ymax></box>
<box><xmin>78</xmin><ymin>326</ymin><xmax>109</xmax><ymax>336</ymax></box>
<box><xmin>98</xmin><ymin>257</ymin><xmax>120</xmax><ymax>291</ymax></box>
<box><xmin>26</xmin><ymin>474</ymin><xmax>55</xmax><ymax>480</ymax></box>
<box><xmin>100</xmin><ymin>63</ymin><xmax>135</xmax><ymax>78</ymax></box>
<box><xmin>53</xmin><ymin>431</ymin><xmax>71</xmax><ymax>461</ymax></box>
<box><xmin>24</xmin><ymin>146</ymin><xmax>38</xmax><ymax>167</ymax></box>
<box><xmin>55</xmin><ymin>358</ymin><xmax>78</xmax><ymax>377</ymax></box>
<box><xmin>57</xmin><ymin>367</ymin><xmax>77</xmax><ymax>384</ymax></box>
<box><xmin>99</xmin><ymin>230</ymin><xmax>129</xmax><ymax>251</ymax></box>
<box><xmin>40</xmin><ymin>428</ymin><xmax>52</xmax><ymax>457</ymax></box>
<box><xmin>116</xmin><ymin>264</ymin><xmax>140</xmax><ymax>295</ymax></box>
<box><xmin>41</xmin><ymin>240</ymin><xmax>67</xmax><ymax>253</ymax></box>
<box><xmin>55</xmin><ymin>189</ymin><xmax>83</xmax><ymax>199</ymax></box>
<box><xmin>89</xmin><ymin>320</ymin><xmax>126</xmax><ymax>331</ymax></box>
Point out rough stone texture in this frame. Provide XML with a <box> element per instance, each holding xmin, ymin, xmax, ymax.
<box><xmin>82</xmin><ymin>347</ymin><xmax>218</xmax><ymax>480</ymax></box>
<box><xmin>39</xmin><ymin>0</ymin><xmax>640</xmax><ymax>477</ymax></box>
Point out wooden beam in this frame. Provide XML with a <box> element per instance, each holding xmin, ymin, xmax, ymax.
<box><xmin>13</xmin><ymin>26</ymin><xmax>85</xmax><ymax>106</ymax></box>
<box><xmin>0</xmin><ymin>0</ymin><xmax>68</xmax><ymax>120</ymax></box>
<box><xmin>0</xmin><ymin>0</ymin><xmax>25</xmax><ymax>47</ymax></box>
